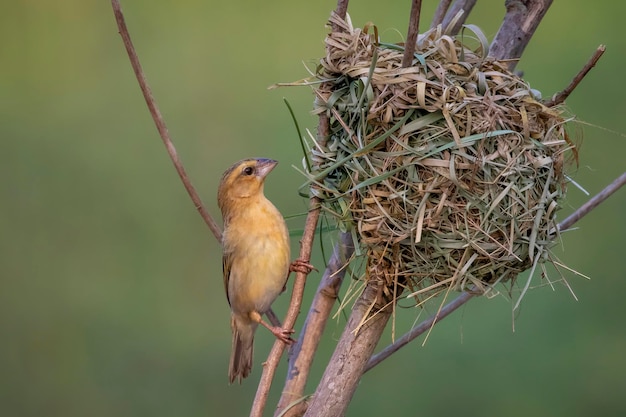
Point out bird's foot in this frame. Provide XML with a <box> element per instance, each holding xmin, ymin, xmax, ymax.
<box><xmin>253</xmin><ymin>311</ymin><xmax>296</xmax><ymax>344</ymax></box>
<box><xmin>269</xmin><ymin>326</ymin><xmax>295</xmax><ymax>345</ymax></box>
<box><xmin>289</xmin><ymin>259</ymin><xmax>316</xmax><ymax>274</ymax></box>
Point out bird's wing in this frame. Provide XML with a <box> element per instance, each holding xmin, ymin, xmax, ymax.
<box><xmin>223</xmin><ymin>252</ymin><xmax>232</xmax><ymax>306</ymax></box>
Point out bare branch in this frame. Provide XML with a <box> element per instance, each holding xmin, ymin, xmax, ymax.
<box><xmin>365</xmin><ymin>291</ymin><xmax>474</xmax><ymax>371</ymax></box>
<box><xmin>276</xmin><ymin>232</ymin><xmax>355</xmax><ymax>417</ymax></box>
<box><xmin>489</xmin><ymin>0</ymin><xmax>554</xmax><ymax>70</ymax></box>
<box><xmin>303</xmin><ymin>269</ymin><xmax>394</xmax><ymax>417</ymax></box>
<box><xmin>110</xmin><ymin>0</ymin><xmax>222</xmax><ymax>242</ymax></box>
<box><xmin>250</xmin><ymin>199</ymin><xmax>321</xmax><ymax>417</ymax></box>
<box><xmin>402</xmin><ymin>0</ymin><xmax>423</xmax><ymax>68</ymax></box>
<box><xmin>430</xmin><ymin>0</ymin><xmax>453</xmax><ymax>29</ymax></box>
<box><xmin>441</xmin><ymin>0</ymin><xmax>477</xmax><ymax>34</ymax></box>
<box><xmin>557</xmin><ymin>172</ymin><xmax>626</xmax><ymax>232</ymax></box>
<box><xmin>545</xmin><ymin>45</ymin><xmax>606</xmax><ymax>107</ymax></box>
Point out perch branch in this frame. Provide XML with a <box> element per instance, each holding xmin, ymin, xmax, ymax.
<box><xmin>489</xmin><ymin>0</ymin><xmax>554</xmax><ymax>70</ymax></box>
<box><xmin>362</xmin><ymin>171</ymin><xmax>626</xmax><ymax>370</ymax></box>
<box><xmin>402</xmin><ymin>0</ymin><xmax>423</xmax><ymax>68</ymax></box>
<box><xmin>275</xmin><ymin>232</ymin><xmax>355</xmax><ymax>417</ymax></box>
<box><xmin>430</xmin><ymin>0</ymin><xmax>452</xmax><ymax>29</ymax></box>
<box><xmin>545</xmin><ymin>45</ymin><xmax>606</xmax><ymax>107</ymax></box>
<box><xmin>111</xmin><ymin>0</ymin><xmax>222</xmax><ymax>242</ymax></box>
<box><xmin>303</xmin><ymin>273</ymin><xmax>395</xmax><ymax>417</ymax></box>
<box><xmin>250</xmin><ymin>198</ymin><xmax>321</xmax><ymax>417</ymax></box>
<box><xmin>441</xmin><ymin>0</ymin><xmax>477</xmax><ymax>35</ymax></box>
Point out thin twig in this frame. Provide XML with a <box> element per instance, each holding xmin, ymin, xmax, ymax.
<box><xmin>556</xmin><ymin>172</ymin><xmax>626</xmax><ymax>232</ymax></box>
<box><xmin>365</xmin><ymin>291</ymin><xmax>474</xmax><ymax>371</ymax></box>
<box><xmin>363</xmin><ymin>172</ymin><xmax>626</xmax><ymax>370</ymax></box>
<box><xmin>110</xmin><ymin>0</ymin><xmax>222</xmax><ymax>242</ymax></box>
<box><xmin>276</xmin><ymin>232</ymin><xmax>355</xmax><ymax>417</ymax></box>
<box><xmin>266</xmin><ymin>8</ymin><xmax>354</xmax><ymax>416</ymax></box>
<box><xmin>430</xmin><ymin>0</ymin><xmax>452</xmax><ymax>29</ymax></box>
<box><xmin>545</xmin><ymin>45</ymin><xmax>606</xmax><ymax>107</ymax></box>
<box><xmin>402</xmin><ymin>0</ymin><xmax>422</xmax><ymax>68</ymax></box>
<box><xmin>250</xmin><ymin>198</ymin><xmax>321</xmax><ymax>417</ymax></box>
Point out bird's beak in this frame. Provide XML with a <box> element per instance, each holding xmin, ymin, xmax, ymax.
<box><xmin>255</xmin><ymin>158</ymin><xmax>278</xmax><ymax>179</ymax></box>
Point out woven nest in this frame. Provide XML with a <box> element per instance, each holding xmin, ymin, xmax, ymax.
<box><xmin>303</xmin><ymin>14</ymin><xmax>577</xmax><ymax>303</ymax></box>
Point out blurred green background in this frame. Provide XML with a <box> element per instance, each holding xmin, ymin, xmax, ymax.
<box><xmin>1</xmin><ymin>1</ymin><xmax>624</xmax><ymax>416</ymax></box>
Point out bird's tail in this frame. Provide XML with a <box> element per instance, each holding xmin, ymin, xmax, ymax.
<box><xmin>229</xmin><ymin>315</ymin><xmax>256</xmax><ymax>384</ymax></box>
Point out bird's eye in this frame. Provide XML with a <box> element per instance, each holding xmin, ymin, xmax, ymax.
<box><xmin>242</xmin><ymin>166</ymin><xmax>254</xmax><ymax>176</ymax></box>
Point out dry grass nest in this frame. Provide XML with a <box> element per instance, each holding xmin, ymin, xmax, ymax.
<box><xmin>302</xmin><ymin>14</ymin><xmax>578</xmax><ymax>304</ymax></box>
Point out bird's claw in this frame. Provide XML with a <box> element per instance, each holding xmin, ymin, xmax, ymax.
<box><xmin>289</xmin><ymin>259</ymin><xmax>316</xmax><ymax>274</ymax></box>
<box><xmin>270</xmin><ymin>326</ymin><xmax>295</xmax><ymax>345</ymax></box>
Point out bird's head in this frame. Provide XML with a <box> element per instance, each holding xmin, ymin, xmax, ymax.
<box><xmin>217</xmin><ymin>158</ymin><xmax>278</xmax><ymax>214</ymax></box>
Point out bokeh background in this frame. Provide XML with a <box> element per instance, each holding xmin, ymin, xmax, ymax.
<box><xmin>1</xmin><ymin>1</ymin><xmax>625</xmax><ymax>416</ymax></box>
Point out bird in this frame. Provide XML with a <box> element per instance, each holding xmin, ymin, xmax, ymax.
<box><xmin>218</xmin><ymin>158</ymin><xmax>304</xmax><ymax>384</ymax></box>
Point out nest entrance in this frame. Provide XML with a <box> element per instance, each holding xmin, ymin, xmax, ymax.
<box><xmin>308</xmin><ymin>14</ymin><xmax>576</xmax><ymax>303</ymax></box>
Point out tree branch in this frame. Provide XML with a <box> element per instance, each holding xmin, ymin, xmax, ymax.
<box><xmin>365</xmin><ymin>291</ymin><xmax>474</xmax><ymax>371</ymax></box>
<box><xmin>430</xmin><ymin>0</ymin><xmax>452</xmax><ymax>29</ymax></box>
<box><xmin>556</xmin><ymin>172</ymin><xmax>626</xmax><ymax>232</ymax></box>
<box><xmin>545</xmin><ymin>45</ymin><xmax>606</xmax><ymax>107</ymax></box>
<box><xmin>302</xmin><ymin>268</ymin><xmax>394</xmax><ymax>417</ymax></box>
<box><xmin>402</xmin><ymin>0</ymin><xmax>423</xmax><ymax>68</ymax></box>
<box><xmin>489</xmin><ymin>0</ymin><xmax>554</xmax><ymax>70</ymax></box>
<box><xmin>331</xmin><ymin>0</ymin><xmax>350</xmax><ymax>32</ymax></box>
<box><xmin>111</xmin><ymin>4</ymin><xmax>326</xmax><ymax>416</ymax></box>
<box><xmin>441</xmin><ymin>0</ymin><xmax>477</xmax><ymax>35</ymax></box>
<box><xmin>110</xmin><ymin>0</ymin><xmax>222</xmax><ymax>242</ymax></box>
<box><xmin>275</xmin><ymin>232</ymin><xmax>355</xmax><ymax>417</ymax></box>
<box><xmin>250</xmin><ymin>198</ymin><xmax>321</xmax><ymax>417</ymax></box>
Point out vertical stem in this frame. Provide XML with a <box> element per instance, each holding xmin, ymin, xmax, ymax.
<box><xmin>441</xmin><ymin>0</ymin><xmax>477</xmax><ymax>35</ymax></box>
<box><xmin>250</xmin><ymin>199</ymin><xmax>321</xmax><ymax>417</ymax></box>
<box><xmin>303</xmin><ymin>273</ymin><xmax>394</xmax><ymax>417</ymax></box>
<box><xmin>431</xmin><ymin>0</ymin><xmax>452</xmax><ymax>29</ymax></box>
<box><xmin>276</xmin><ymin>233</ymin><xmax>355</xmax><ymax>417</ymax></box>
<box><xmin>332</xmin><ymin>0</ymin><xmax>350</xmax><ymax>32</ymax></box>
<box><xmin>402</xmin><ymin>0</ymin><xmax>423</xmax><ymax>68</ymax></box>
<box><xmin>489</xmin><ymin>0</ymin><xmax>554</xmax><ymax>70</ymax></box>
